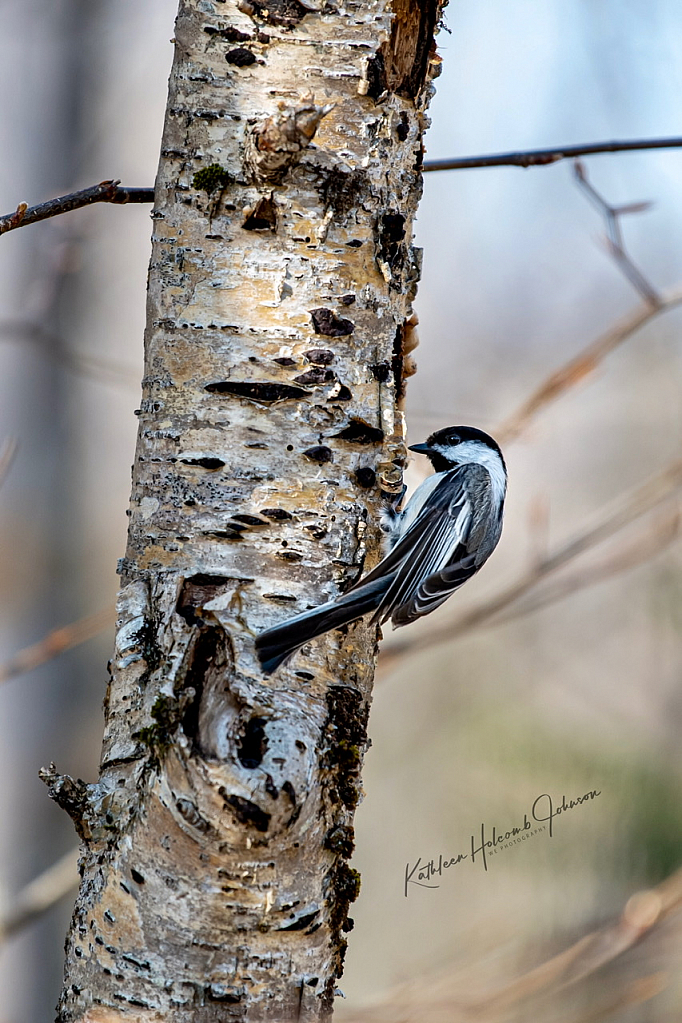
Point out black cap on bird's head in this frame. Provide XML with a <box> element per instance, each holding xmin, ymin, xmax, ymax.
<box><xmin>408</xmin><ymin>425</ymin><xmax>504</xmax><ymax>473</ymax></box>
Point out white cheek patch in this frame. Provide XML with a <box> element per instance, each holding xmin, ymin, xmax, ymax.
<box><xmin>435</xmin><ymin>441</ymin><xmax>507</xmax><ymax>505</ymax></box>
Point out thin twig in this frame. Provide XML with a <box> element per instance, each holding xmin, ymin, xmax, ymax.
<box><xmin>574</xmin><ymin>160</ymin><xmax>661</xmax><ymax>306</ymax></box>
<box><xmin>466</xmin><ymin>875</ymin><xmax>681</xmax><ymax>1018</ymax></box>
<box><xmin>0</xmin><ymin>606</ymin><xmax>115</xmax><ymax>686</ymax></box>
<box><xmin>379</xmin><ymin>460</ymin><xmax>682</xmax><ymax>673</ymax></box>
<box><xmin>526</xmin><ymin>494</ymin><xmax>550</xmax><ymax>570</ymax></box>
<box><xmin>495</xmin><ymin>507</ymin><xmax>679</xmax><ymax>625</ymax></box>
<box><xmin>0</xmin><ymin>437</ymin><xmax>18</xmax><ymax>488</ymax></box>
<box><xmin>496</xmin><ymin>165</ymin><xmax>681</xmax><ymax>442</ymax></box>
<box><xmin>0</xmin><ymin>181</ymin><xmax>154</xmax><ymax>236</ymax></box>
<box><xmin>0</xmin><ymin>137</ymin><xmax>677</xmax><ymax>238</ymax></box>
<box><xmin>0</xmin><ymin>319</ymin><xmax>140</xmax><ymax>388</ymax></box>
<box><xmin>341</xmin><ymin>867</ymin><xmax>682</xmax><ymax>1022</ymax></box>
<box><xmin>496</xmin><ymin>284</ymin><xmax>682</xmax><ymax>443</ymax></box>
<box><xmin>0</xmin><ymin>847</ymin><xmax>79</xmax><ymax>943</ymax></box>
<box><xmin>423</xmin><ymin>136</ymin><xmax>682</xmax><ymax>172</ymax></box>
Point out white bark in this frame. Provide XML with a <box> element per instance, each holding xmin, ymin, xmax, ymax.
<box><xmin>47</xmin><ymin>0</ymin><xmax>446</xmax><ymax>1018</ymax></box>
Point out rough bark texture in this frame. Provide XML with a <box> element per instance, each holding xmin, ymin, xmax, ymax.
<box><xmin>51</xmin><ymin>1</ymin><xmax>445</xmax><ymax>1019</ymax></box>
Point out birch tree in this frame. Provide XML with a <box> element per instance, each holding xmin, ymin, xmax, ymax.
<box><xmin>42</xmin><ymin>0</ymin><xmax>447</xmax><ymax>1018</ymax></box>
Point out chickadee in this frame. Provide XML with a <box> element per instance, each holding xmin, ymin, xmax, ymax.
<box><xmin>255</xmin><ymin>426</ymin><xmax>507</xmax><ymax>674</ymax></box>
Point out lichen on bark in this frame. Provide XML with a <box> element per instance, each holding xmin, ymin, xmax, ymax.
<box><xmin>52</xmin><ymin>0</ymin><xmax>447</xmax><ymax>1019</ymax></box>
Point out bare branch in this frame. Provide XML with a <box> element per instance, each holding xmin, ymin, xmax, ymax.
<box><xmin>0</xmin><ymin>437</ymin><xmax>18</xmax><ymax>488</ymax></box>
<box><xmin>0</xmin><ymin>319</ymin><xmax>139</xmax><ymax>388</ymax></box>
<box><xmin>379</xmin><ymin>459</ymin><xmax>682</xmax><ymax>673</ymax></box>
<box><xmin>459</xmin><ymin>875</ymin><xmax>679</xmax><ymax>1017</ymax></box>
<box><xmin>342</xmin><ymin>867</ymin><xmax>682</xmax><ymax>1021</ymax></box>
<box><xmin>0</xmin><ymin>136</ymin><xmax>675</xmax><ymax>242</ymax></box>
<box><xmin>496</xmin><ymin>165</ymin><xmax>681</xmax><ymax>444</ymax></box>
<box><xmin>526</xmin><ymin>493</ymin><xmax>550</xmax><ymax>569</ymax></box>
<box><xmin>496</xmin><ymin>284</ymin><xmax>682</xmax><ymax>444</ymax></box>
<box><xmin>0</xmin><ymin>181</ymin><xmax>154</xmax><ymax>236</ymax></box>
<box><xmin>573</xmin><ymin>160</ymin><xmax>661</xmax><ymax>306</ymax></box>
<box><xmin>0</xmin><ymin>847</ymin><xmax>79</xmax><ymax>943</ymax></box>
<box><xmin>0</xmin><ymin>606</ymin><xmax>114</xmax><ymax>686</ymax></box>
<box><xmin>423</xmin><ymin>135</ymin><xmax>682</xmax><ymax>172</ymax></box>
<box><xmin>495</xmin><ymin>507</ymin><xmax>679</xmax><ymax>624</ymax></box>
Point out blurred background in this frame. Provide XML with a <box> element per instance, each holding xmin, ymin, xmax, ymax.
<box><xmin>2</xmin><ymin>1</ymin><xmax>682</xmax><ymax>1020</ymax></box>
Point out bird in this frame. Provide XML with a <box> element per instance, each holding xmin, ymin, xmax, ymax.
<box><xmin>255</xmin><ymin>425</ymin><xmax>507</xmax><ymax>674</ymax></box>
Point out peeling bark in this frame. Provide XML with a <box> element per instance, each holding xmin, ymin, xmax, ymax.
<box><xmin>51</xmin><ymin>1</ymin><xmax>446</xmax><ymax>1019</ymax></box>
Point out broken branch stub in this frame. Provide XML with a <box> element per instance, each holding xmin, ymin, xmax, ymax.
<box><xmin>244</xmin><ymin>101</ymin><xmax>335</xmax><ymax>185</ymax></box>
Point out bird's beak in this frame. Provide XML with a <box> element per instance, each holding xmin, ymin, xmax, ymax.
<box><xmin>408</xmin><ymin>442</ymin><xmax>432</xmax><ymax>454</ymax></box>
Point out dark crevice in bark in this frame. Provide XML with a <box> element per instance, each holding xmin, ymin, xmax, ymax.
<box><xmin>282</xmin><ymin>779</ymin><xmax>297</xmax><ymax>805</ymax></box>
<box><xmin>365</xmin><ymin>51</ymin><xmax>388</xmax><ymax>101</ymax></box>
<box><xmin>204</xmin><ymin>25</ymin><xmax>252</xmax><ymax>43</ymax></box>
<box><xmin>260</xmin><ymin>507</ymin><xmax>293</xmax><ymax>520</ymax></box>
<box><xmin>242</xmin><ymin>0</ymin><xmax>309</xmax><ymax>28</ymax></box>
<box><xmin>304</xmin><ymin>348</ymin><xmax>335</xmax><ymax>365</ymax></box>
<box><xmin>327</xmin><ymin>383</ymin><xmax>353</xmax><ymax>402</ymax></box>
<box><xmin>176</xmin><ymin>574</ymin><xmax>231</xmax><ymax>625</ymax></box>
<box><xmin>369</xmin><ymin>361</ymin><xmax>391</xmax><ymax>382</ymax></box>
<box><xmin>377</xmin><ymin>211</ymin><xmax>407</xmax><ymax>286</ymax></box>
<box><xmin>396</xmin><ymin>111</ymin><xmax>410</xmax><ymax>140</ymax></box>
<box><xmin>225</xmin><ymin>47</ymin><xmax>257</xmax><ymax>67</ymax></box>
<box><xmin>354</xmin><ymin>466</ymin><xmax>377</xmax><ymax>488</ymax></box>
<box><xmin>320</xmin><ymin>167</ymin><xmax>367</xmax><ymax>221</ymax></box>
<box><xmin>279</xmin><ymin>908</ymin><xmax>320</xmax><ymax>931</ymax></box>
<box><xmin>181</xmin><ymin>628</ymin><xmax>221</xmax><ymax>745</ymax></box>
<box><xmin>203</xmin><ymin>528</ymin><xmax>246</xmax><ymax>541</ymax></box>
<box><xmin>366</xmin><ymin>0</ymin><xmax>442</xmax><ymax>102</ymax></box>
<box><xmin>205</xmin><ymin>380</ymin><xmax>311</xmax><ymax>402</ymax></box>
<box><xmin>242</xmin><ymin>195</ymin><xmax>277</xmax><ymax>230</ymax></box>
<box><xmin>237</xmin><ymin>717</ymin><xmax>268</xmax><ymax>768</ymax></box>
<box><xmin>180</xmin><ymin>456</ymin><xmax>226</xmax><ymax>469</ymax></box>
<box><xmin>310</xmin><ymin>308</ymin><xmax>355</xmax><ymax>337</ymax></box>
<box><xmin>264</xmin><ymin>773</ymin><xmax>278</xmax><ymax>798</ymax></box>
<box><xmin>333</xmin><ymin>418</ymin><xmax>384</xmax><ymax>445</ymax></box>
<box><xmin>294</xmin><ymin>368</ymin><xmax>336</xmax><ymax>386</ymax></box>
<box><xmin>303</xmin><ymin>445</ymin><xmax>334</xmax><ymax>463</ymax></box>
<box><xmin>231</xmin><ymin>513</ymin><xmax>269</xmax><ymax>526</ymax></box>
<box><xmin>392</xmin><ymin>321</ymin><xmax>406</xmax><ymax>401</ymax></box>
<box><xmin>221</xmin><ymin>792</ymin><xmax>271</xmax><ymax>833</ymax></box>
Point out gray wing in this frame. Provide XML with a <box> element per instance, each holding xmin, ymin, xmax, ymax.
<box><xmin>360</xmin><ymin>464</ymin><xmax>501</xmax><ymax>628</ymax></box>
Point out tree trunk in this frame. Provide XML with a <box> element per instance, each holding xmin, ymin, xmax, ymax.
<box><xmin>47</xmin><ymin>0</ymin><xmax>446</xmax><ymax>1018</ymax></box>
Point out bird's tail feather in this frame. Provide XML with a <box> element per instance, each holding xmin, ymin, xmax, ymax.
<box><xmin>255</xmin><ymin>577</ymin><xmax>389</xmax><ymax>675</ymax></box>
